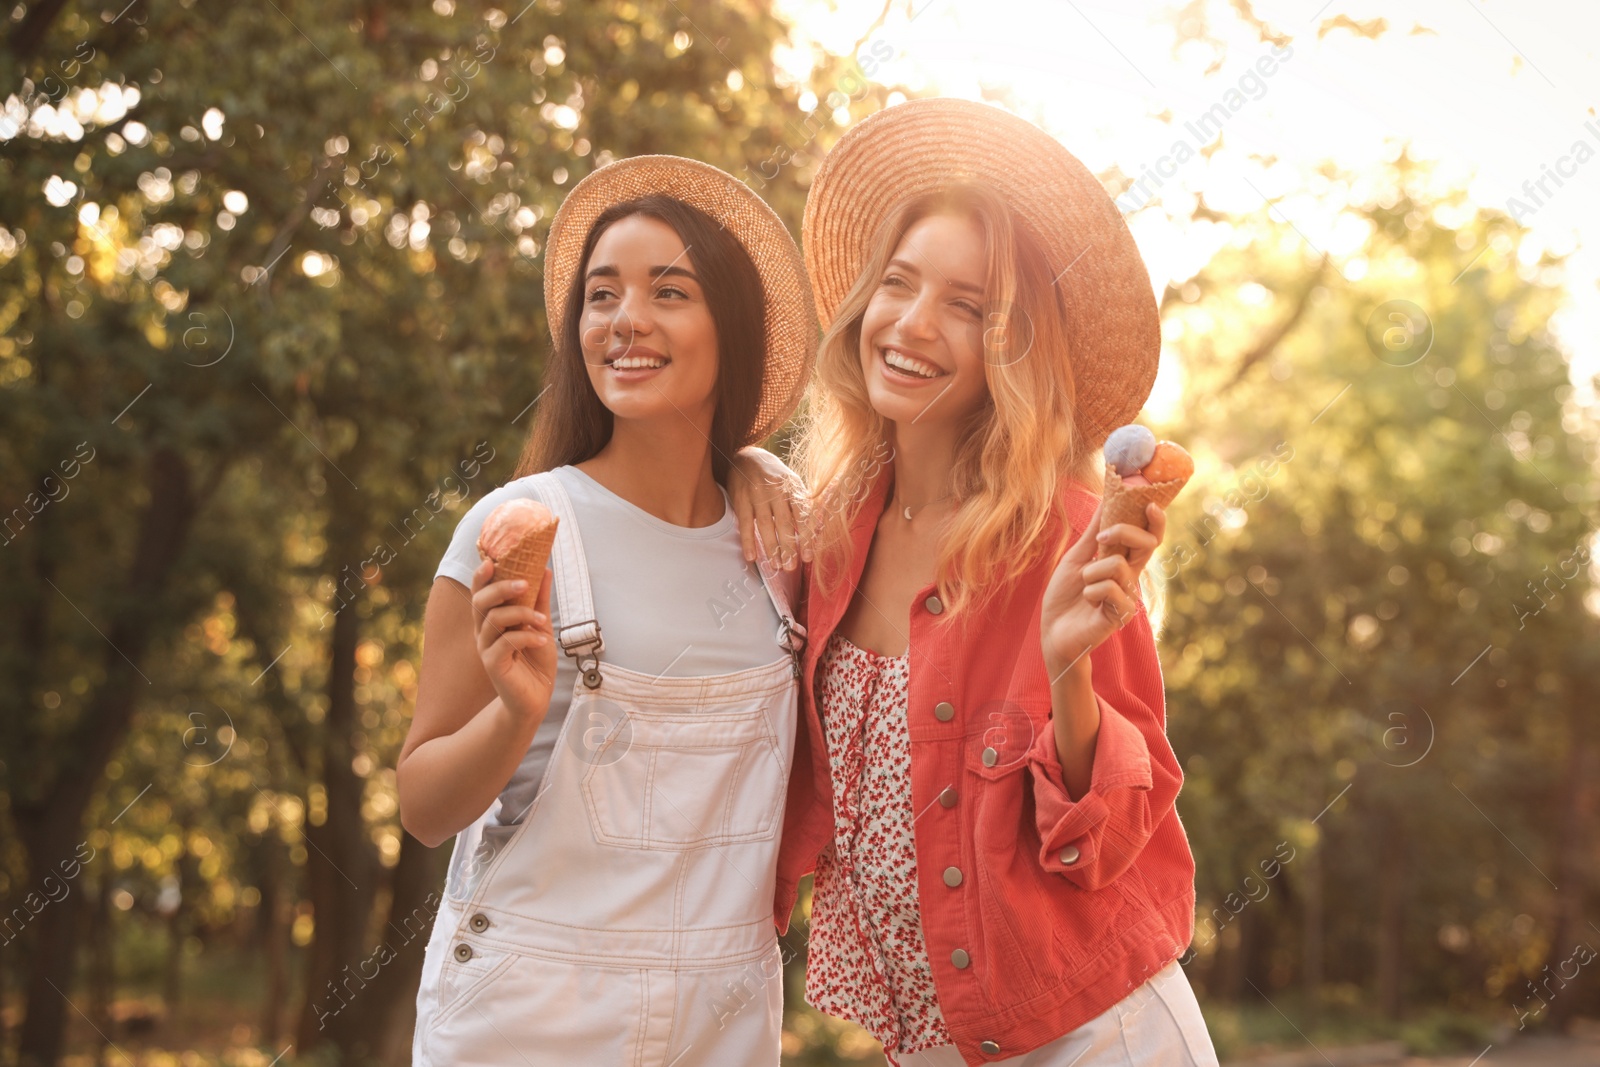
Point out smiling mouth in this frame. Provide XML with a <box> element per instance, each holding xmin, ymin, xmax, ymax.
<box><xmin>606</xmin><ymin>352</ymin><xmax>670</xmax><ymax>370</ymax></box>
<box><xmin>880</xmin><ymin>347</ymin><xmax>947</xmax><ymax>380</ymax></box>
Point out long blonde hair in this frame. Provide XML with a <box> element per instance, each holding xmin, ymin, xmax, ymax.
<box><xmin>794</xmin><ymin>183</ymin><xmax>1103</xmax><ymax>617</ymax></box>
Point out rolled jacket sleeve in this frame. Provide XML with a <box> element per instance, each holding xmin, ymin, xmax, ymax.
<box><xmin>1025</xmin><ymin>613</ymin><xmax>1183</xmax><ymax>890</ymax></box>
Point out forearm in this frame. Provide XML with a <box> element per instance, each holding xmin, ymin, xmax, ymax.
<box><xmin>1049</xmin><ymin>659</ymin><xmax>1100</xmax><ymax>801</ymax></box>
<box><xmin>398</xmin><ymin>696</ymin><xmax>545</xmax><ymax>847</ymax></box>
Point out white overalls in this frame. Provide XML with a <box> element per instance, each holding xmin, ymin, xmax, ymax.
<box><xmin>414</xmin><ymin>472</ymin><xmax>804</xmax><ymax>1066</ymax></box>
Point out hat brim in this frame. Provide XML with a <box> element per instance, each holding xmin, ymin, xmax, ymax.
<box><xmin>801</xmin><ymin>98</ymin><xmax>1159</xmax><ymax>449</ymax></box>
<box><xmin>544</xmin><ymin>155</ymin><xmax>817</xmax><ymax>445</ymax></box>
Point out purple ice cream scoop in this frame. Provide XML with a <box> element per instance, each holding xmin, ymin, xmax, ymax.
<box><xmin>1104</xmin><ymin>424</ymin><xmax>1156</xmax><ymax>476</ymax></box>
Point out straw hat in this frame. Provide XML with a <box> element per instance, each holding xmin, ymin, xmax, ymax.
<box><xmin>802</xmin><ymin>98</ymin><xmax>1159</xmax><ymax>449</ymax></box>
<box><xmin>543</xmin><ymin>155</ymin><xmax>817</xmax><ymax>445</ymax></box>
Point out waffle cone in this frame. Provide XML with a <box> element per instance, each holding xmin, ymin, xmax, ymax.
<box><xmin>1097</xmin><ymin>465</ymin><xmax>1187</xmax><ymax>560</ymax></box>
<box><xmin>479</xmin><ymin>522</ymin><xmax>557</xmax><ymax>608</ymax></box>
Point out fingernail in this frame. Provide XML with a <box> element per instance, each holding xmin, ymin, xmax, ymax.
<box><xmin>1096</xmin><ymin>530</ymin><xmax>1111</xmax><ymax>541</ymax></box>
<box><xmin>513</xmin><ymin>579</ymin><xmax>528</xmax><ymax>590</ymax></box>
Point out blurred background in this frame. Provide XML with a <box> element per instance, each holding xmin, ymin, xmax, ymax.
<box><xmin>2</xmin><ymin>0</ymin><xmax>1597</xmax><ymax>1064</ymax></box>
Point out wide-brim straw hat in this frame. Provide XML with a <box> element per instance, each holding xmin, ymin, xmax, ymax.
<box><xmin>544</xmin><ymin>155</ymin><xmax>817</xmax><ymax>445</ymax></box>
<box><xmin>802</xmin><ymin>98</ymin><xmax>1160</xmax><ymax>449</ymax></box>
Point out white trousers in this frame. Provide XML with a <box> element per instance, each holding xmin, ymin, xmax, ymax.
<box><xmin>895</xmin><ymin>960</ymin><xmax>1220</xmax><ymax>1067</ymax></box>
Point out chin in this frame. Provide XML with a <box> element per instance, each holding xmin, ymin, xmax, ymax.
<box><xmin>863</xmin><ymin>383</ymin><xmax>927</xmax><ymax>426</ymax></box>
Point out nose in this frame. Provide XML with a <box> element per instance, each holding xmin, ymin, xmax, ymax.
<box><xmin>585</xmin><ymin>285</ymin><xmax>657</xmax><ymax>354</ymax></box>
<box><xmin>613</xmin><ymin>284</ymin><xmax>657</xmax><ymax>340</ymax></box>
<box><xmin>897</xmin><ymin>286</ymin><xmax>940</xmax><ymax>341</ymax></box>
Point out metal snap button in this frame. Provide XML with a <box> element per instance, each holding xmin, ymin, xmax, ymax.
<box><xmin>469</xmin><ymin>913</ymin><xmax>490</xmax><ymax>932</ymax></box>
<box><xmin>934</xmin><ymin>701</ymin><xmax>955</xmax><ymax>722</ymax></box>
<box><xmin>582</xmin><ymin>668</ymin><xmax>602</xmax><ymax>689</ymax></box>
<box><xmin>938</xmin><ymin>787</ymin><xmax>957</xmax><ymax>808</ymax></box>
<box><xmin>943</xmin><ymin>866</ymin><xmax>963</xmax><ymax>887</ymax></box>
<box><xmin>1059</xmin><ymin>845</ymin><xmax>1081</xmax><ymax>865</ymax></box>
<box><xmin>924</xmin><ymin>594</ymin><xmax>944</xmax><ymax>615</ymax></box>
<box><xmin>980</xmin><ymin>1040</ymin><xmax>1001</xmax><ymax>1055</ymax></box>
<box><xmin>453</xmin><ymin>943</ymin><xmax>473</xmax><ymax>962</ymax></box>
<box><xmin>982</xmin><ymin>746</ymin><xmax>998</xmax><ymax>767</ymax></box>
<box><xmin>951</xmin><ymin>948</ymin><xmax>971</xmax><ymax>968</ymax></box>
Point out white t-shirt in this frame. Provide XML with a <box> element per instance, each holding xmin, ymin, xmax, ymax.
<box><xmin>434</xmin><ymin>464</ymin><xmax>788</xmax><ymax>827</ymax></box>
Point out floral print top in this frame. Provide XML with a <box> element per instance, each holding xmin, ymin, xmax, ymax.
<box><xmin>805</xmin><ymin>631</ymin><xmax>952</xmax><ymax>1059</ymax></box>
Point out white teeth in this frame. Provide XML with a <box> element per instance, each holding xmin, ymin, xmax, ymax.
<box><xmin>611</xmin><ymin>356</ymin><xmax>668</xmax><ymax>369</ymax></box>
<box><xmin>882</xmin><ymin>349</ymin><xmax>944</xmax><ymax>379</ymax></box>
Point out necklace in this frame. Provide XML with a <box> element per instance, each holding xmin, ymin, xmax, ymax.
<box><xmin>893</xmin><ymin>493</ymin><xmax>951</xmax><ymax>521</ymax></box>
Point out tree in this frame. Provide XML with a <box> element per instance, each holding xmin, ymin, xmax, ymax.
<box><xmin>1</xmin><ymin>1</ymin><xmax>877</xmax><ymax>1062</ymax></box>
<box><xmin>1156</xmin><ymin>156</ymin><xmax>1600</xmax><ymax>1030</ymax></box>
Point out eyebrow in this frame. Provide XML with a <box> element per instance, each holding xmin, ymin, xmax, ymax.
<box><xmin>886</xmin><ymin>256</ymin><xmax>983</xmax><ymax>295</ymax></box>
<box><xmin>584</xmin><ymin>264</ymin><xmax>701</xmax><ymax>283</ymax></box>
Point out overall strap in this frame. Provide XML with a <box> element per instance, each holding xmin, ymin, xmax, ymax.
<box><xmin>524</xmin><ymin>471</ymin><xmax>605</xmax><ymax>688</ymax></box>
<box><xmin>752</xmin><ymin>552</ymin><xmax>807</xmax><ymax>679</ymax></box>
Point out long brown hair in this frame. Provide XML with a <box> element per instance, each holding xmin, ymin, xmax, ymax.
<box><xmin>513</xmin><ymin>195</ymin><xmax>766</xmax><ymax>483</ymax></box>
<box><xmin>795</xmin><ymin>183</ymin><xmax>1103</xmax><ymax>616</ymax></box>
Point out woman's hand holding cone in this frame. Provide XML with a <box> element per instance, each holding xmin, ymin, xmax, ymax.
<box><xmin>1040</xmin><ymin>497</ymin><xmax>1167</xmax><ymax>679</ymax></box>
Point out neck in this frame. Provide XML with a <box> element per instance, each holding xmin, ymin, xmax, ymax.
<box><xmin>577</xmin><ymin>415</ymin><xmax>724</xmax><ymax>527</ymax></box>
<box><xmin>886</xmin><ymin>418</ymin><xmax>959</xmax><ymax>507</ymax></box>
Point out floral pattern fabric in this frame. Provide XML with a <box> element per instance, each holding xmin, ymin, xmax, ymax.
<box><xmin>805</xmin><ymin>630</ymin><xmax>952</xmax><ymax>1060</ymax></box>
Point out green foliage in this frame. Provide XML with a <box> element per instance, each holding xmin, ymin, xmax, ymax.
<box><xmin>1157</xmin><ymin>158</ymin><xmax>1600</xmax><ymax>1022</ymax></box>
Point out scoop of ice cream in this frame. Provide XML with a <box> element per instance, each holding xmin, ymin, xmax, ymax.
<box><xmin>1143</xmin><ymin>441</ymin><xmax>1195</xmax><ymax>483</ymax></box>
<box><xmin>477</xmin><ymin>498</ymin><xmax>558</xmax><ymax>562</ymax></box>
<box><xmin>1104</xmin><ymin>424</ymin><xmax>1157</xmax><ymax>476</ymax></box>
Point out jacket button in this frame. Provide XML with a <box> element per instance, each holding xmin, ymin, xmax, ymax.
<box><xmin>943</xmin><ymin>866</ymin><xmax>963</xmax><ymax>887</ymax></box>
<box><xmin>925</xmin><ymin>594</ymin><xmax>944</xmax><ymax>615</ymax></box>
<box><xmin>934</xmin><ymin>701</ymin><xmax>955</xmax><ymax>722</ymax></box>
<box><xmin>951</xmin><ymin>948</ymin><xmax>970</xmax><ymax>968</ymax></box>
<box><xmin>980</xmin><ymin>1040</ymin><xmax>1002</xmax><ymax>1055</ymax></box>
<box><xmin>982</xmin><ymin>746</ymin><xmax>999</xmax><ymax>767</ymax></box>
<box><xmin>938</xmin><ymin>787</ymin><xmax>958</xmax><ymax>808</ymax></box>
<box><xmin>453</xmin><ymin>943</ymin><xmax>473</xmax><ymax>962</ymax></box>
<box><xmin>1059</xmin><ymin>845</ymin><xmax>1081</xmax><ymax>865</ymax></box>
<box><xmin>469</xmin><ymin>913</ymin><xmax>490</xmax><ymax>932</ymax></box>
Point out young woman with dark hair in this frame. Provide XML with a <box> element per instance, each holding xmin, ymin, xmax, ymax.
<box><xmin>399</xmin><ymin>156</ymin><xmax>816</xmax><ymax>1066</ymax></box>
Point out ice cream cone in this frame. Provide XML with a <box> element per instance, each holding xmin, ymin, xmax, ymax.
<box><xmin>1096</xmin><ymin>465</ymin><xmax>1187</xmax><ymax>560</ymax></box>
<box><xmin>477</xmin><ymin>499</ymin><xmax>559</xmax><ymax>607</ymax></box>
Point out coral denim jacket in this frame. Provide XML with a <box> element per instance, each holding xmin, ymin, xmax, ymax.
<box><xmin>773</xmin><ymin>467</ymin><xmax>1197</xmax><ymax>1065</ymax></box>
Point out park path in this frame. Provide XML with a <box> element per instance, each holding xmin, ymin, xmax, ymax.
<box><xmin>1227</xmin><ymin>1033</ymin><xmax>1600</xmax><ymax>1067</ymax></box>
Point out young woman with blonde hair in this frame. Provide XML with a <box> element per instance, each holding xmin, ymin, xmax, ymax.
<box><xmin>732</xmin><ymin>99</ymin><xmax>1217</xmax><ymax>1065</ymax></box>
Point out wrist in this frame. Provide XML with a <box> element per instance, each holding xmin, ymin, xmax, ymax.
<box><xmin>486</xmin><ymin>692</ymin><xmax>542</xmax><ymax>744</ymax></box>
<box><xmin>1045</xmin><ymin>647</ymin><xmax>1093</xmax><ymax>686</ymax></box>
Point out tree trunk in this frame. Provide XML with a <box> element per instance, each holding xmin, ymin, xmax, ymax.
<box><xmin>1375</xmin><ymin>813</ymin><xmax>1407</xmax><ymax>1019</ymax></box>
<box><xmin>294</xmin><ymin>467</ymin><xmax>381</xmax><ymax>1058</ymax></box>
<box><xmin>89</xmin><ymin>869</ymin><xmax>115</xmax><ymax>1060</ymax></box>
<box><xmin>163</xmin><ymin>809</ymin><xmax>196</xmax><ymax>1025</ymax></box>
<box><xmin>14</xmin><ymin>447</ymin><xmax>198</xmax><ymax>1067</ymax></box>
<box><xmin>259</xmin><ymin>833</ymin><xmax>292</xmax><ymax>1049</ymax></box>
<box><xmin>1544</xmin><ymin>720</ymin><xmax>1597</xmax><ymax>1029</ymax></box>
<box><xmin>355</xmin><ymin>832</ymin><xmax>449</xmax><ymax>1066</ymax></box>
<box><xmin>15</xmin><ymin>805</ymin><xmax>96</xmax><ymax>1067</ymax></box>
<box><xmin>1301</xmin><ymin>840</ymin><xmax>1324</xmax><ymax>1026</ymax></box>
